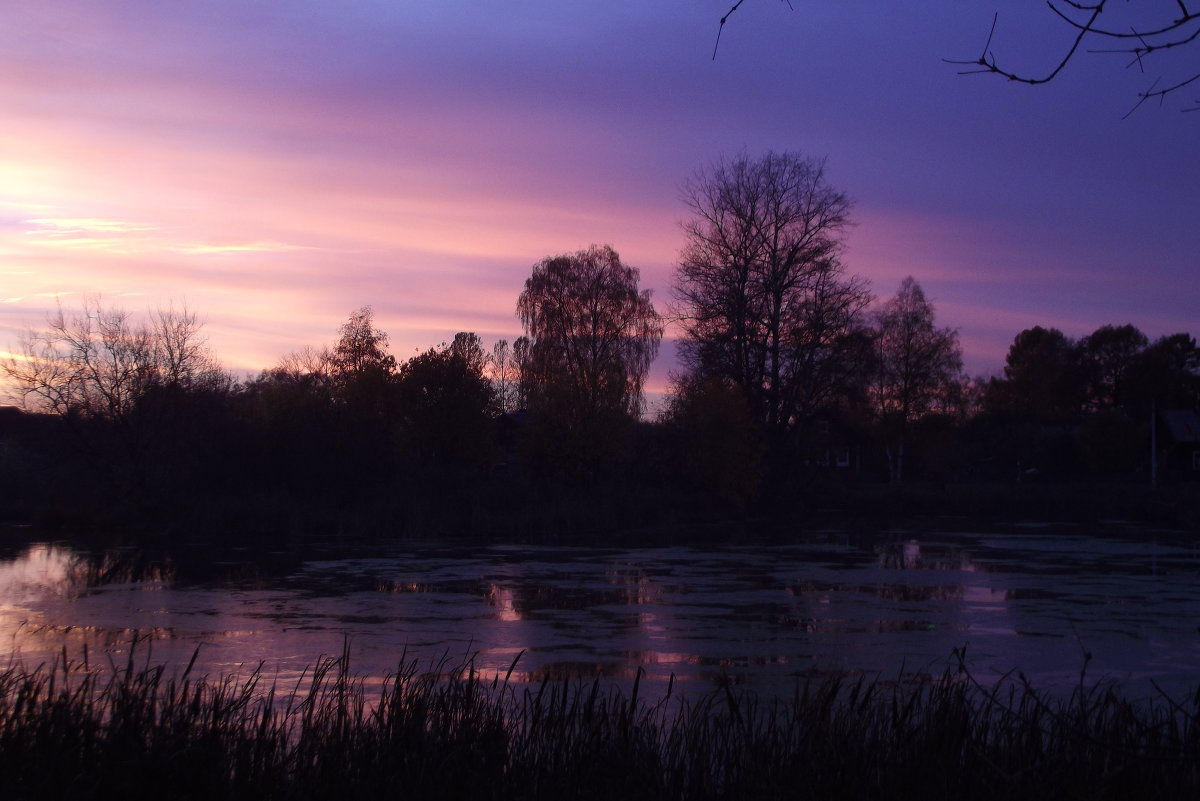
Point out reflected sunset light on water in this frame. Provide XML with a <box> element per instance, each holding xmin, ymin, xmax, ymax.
<box><xmin>3</xmin><ymin>527</ymin><xmax>1199</xmax><ymax>700</ymax></box>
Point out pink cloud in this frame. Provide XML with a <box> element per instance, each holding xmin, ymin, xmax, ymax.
<box><xmin>2</xmin><ymin>2</ymin><xmax>1195</xmax><ymax>400</ymax></box>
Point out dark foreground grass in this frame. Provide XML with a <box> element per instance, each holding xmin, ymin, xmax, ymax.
<box><xmin>2</xmin><ymin>646</ymin><xmax>1198</xmax><ymax>801</ymax></box>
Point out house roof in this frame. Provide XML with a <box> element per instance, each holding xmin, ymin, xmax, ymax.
<box><xmin>1161</xmin><ymin>410</ymin><xmax>1200</xmax><ymax>443</ymax></box>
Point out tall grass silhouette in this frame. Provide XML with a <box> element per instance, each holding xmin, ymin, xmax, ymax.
<box><xmin>1</xmin><ymin>642</ymin><xmax>1197</xmax><ymax>799</ymax></box>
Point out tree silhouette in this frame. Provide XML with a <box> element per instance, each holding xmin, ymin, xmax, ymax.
<box><xmin>331</xmin><ymin>307</ymin><xmax>395</xmax><ymax>384</ymax></box>
<box><xmin>985</xmin><ymin>326</ymin><xmax>1087</xmax><ymax>421</ymax></box>
<box><xmin>1079</xmin><ymin>323</ymin><xmax>1148</xmax><ymax>412</ymax></box>
<box><xmin>397</xmin><ymin>335</ymin><xmax>498</xmax><ymax>480</ymax></box>
<box><xmin>329</xmin><ymin>306</ymin><xmax>398</xmax><ymax>417</ymax></box>
<box><xmin>517</xmin><ymin>245</ymin><xmax>663</xmax><ymax>479</ymax></box>
<box><xmin>490</xmin><ymin>337</ymin><xmax>530</xmax><ymax>414</ymax></box>
<box><xmin>2</xmin><ymin>298</ymin><xmax>228</xmax><ymax>488</ymax></box>
<box><xmin>1124</xmin><ymin>333</ymin><xmax>1200</xmax><ymax>417</ymax></box>
<box><xmin>871</xmin><ymin>277</ymin><xmax>963</xmax><ymax>482</ymax></box>
<box><xmin>663</xmin><ymin>374</ymin><xmax>765</xmax><ymax>510</ymax></box>
<box><xmin>518</xmin><ymin>245</ymin><xmax>662</xmax><ymax>424</ymax></box>
<box><xmin>674</xmin><ymin>151</ymin><xmax>870</xmax><ymax>448</ymax></box>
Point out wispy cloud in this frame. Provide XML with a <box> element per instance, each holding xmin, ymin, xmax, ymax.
<box><xmin>24</xmin><ymin>217</ymin><xmax>152</xmax><ymax>234</ymax></box>
<box><xmin>172</xmin><ymin>240</ymin><xmax>313</xmax><ymax>256</ymax></box>
<box><xmin>23</xmin><ymin>217</ymin><xmax>158</xmax><ymax>254</ymax></box>
<box><xmin>1</xmin><ymin>1</ymin><xmax>1194</xmax><ymax>381</ymax></box>
<box><xmin>21</xmin><ymin>216</ymin><xmax>312</xmax><ymax>260</ymax></box>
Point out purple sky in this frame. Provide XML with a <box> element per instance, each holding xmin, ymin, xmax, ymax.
<box><xmin>2</xmin><ymin>1</ymin><xmax>1197</xmax><ymax>407</ymax></box>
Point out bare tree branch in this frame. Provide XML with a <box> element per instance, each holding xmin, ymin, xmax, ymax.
<box><xmin>711</xmin><ymin>1</ymin><xmax>1200</xmax><ymax>114</ymax></box>
<box><xmin>945</xmin><ymin>7</ymin><xmax>1104</xmax><ymax>87</ymax></box>
<box><xmin>1123</xmin><ymin>70</ymin><xmax>1200</xmax><ymax>118</ymax></box>
<box><xmin>946</xmin><ymin>1</ymin><xmax>1200</xmax><ymax>113</ymax></box>
<box><xmin>712</xmin><ymin>0</ymin><xmax>792</xmax><ymax>60</ymax></box>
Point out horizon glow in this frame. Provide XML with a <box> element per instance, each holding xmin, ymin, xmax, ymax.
<box><xmin>3</xmin><ymin>1</ymin><xmax>1196</xmax><ymax>401</ymax></box>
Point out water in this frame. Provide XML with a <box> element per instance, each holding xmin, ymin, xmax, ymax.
<box><xmin>3</xmin><ymin>525</ymin><xmax>1199</xmax><ymax>700</ymax></box>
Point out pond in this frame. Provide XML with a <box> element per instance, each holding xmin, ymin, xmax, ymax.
<box><xmin>3</xmin><ymin>524</ymin><xmax>1199</xmax><ymax>701</ymax></box>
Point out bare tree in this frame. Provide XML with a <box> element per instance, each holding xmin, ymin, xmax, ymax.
<box><xmin>490</xmin><ymin>338</ymin><xmax>525</xmax><ymax>414</ymax></box>
<box><xmin>331</xmin><ymin>306</ymin><xmax>396</xmax><ymax>380</ymax></box>
<box><xmin>449</xmin><ymin>331</ymin><xmax>488</xmax><ymax>376</ymax></box>
<box><xmin>674</xmin><ymin>151</ymin><xmax>869</xmax><ymax>443</ymax></box>
<box><xmin>4</xmin><ymin>298</ymin><xmax>223</xmax><ymax>420</ymax></box>
<box><xmin>512</xmin><ymin>335</ymin><xmax>532</xmax><ymax>412</ymax></box>
<box><xmin>871</xmin><ymin>277</ymin><xmax>963</xmax><ymax>482</ymax></box>
<box><xmin>276</xmin><ymin>345</ymin><xmax>334</xmax><ymax>381</ymax></box>
<box><xmin>6</xmin><ymin>302</ymin><xmax>148</xmax><ymax>422</ymax></box>
<box><xmin>329</xmin><ymin>306</ymin><xmax>397</xmax><ymax>412</ymax></box>
<box><xmin>3</xmin><ymin>297</ymin><xmax>227</xmax><ymax>477</ymax></box>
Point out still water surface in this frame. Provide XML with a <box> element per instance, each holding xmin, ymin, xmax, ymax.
<box><xmin>3</xmin><ymin>525</ymin><xmax>1199</xmax><ymax>700</ymax></box>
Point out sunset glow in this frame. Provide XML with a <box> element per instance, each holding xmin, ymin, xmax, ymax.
<box><xmin>3</xmin><ymin>1</ymin><xmax>1196</xmax><ymax>394</ymax></box>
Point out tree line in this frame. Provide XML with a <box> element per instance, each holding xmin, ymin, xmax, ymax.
<box><xmin>3</xmin><ymin>152</ymin><xmax>1197</xmax><ymax>535</ymax></box>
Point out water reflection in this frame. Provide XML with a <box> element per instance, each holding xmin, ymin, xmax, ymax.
<box><xmin>875</xmin><ymin>539</ymin><xmax>976</xmax><ymax>572</ymax></box>
<box><xmin>0</xmin><ymin>544</ymin><xmax>78</xmax><ymax>601</ymax></box>
<box><xmin>0</xmin><ymin>543</ymin><xmax>180</xmax><ymax>667</ymax></box>
<box><xmin>1</xmin><ymin>529</ymin><xmax>1198</xmax><ymax>700</ymax></box>
<box><xmin>486</xmin><ymin>584</ymin><xmax>520</xmax><ymax>622</ymax></box>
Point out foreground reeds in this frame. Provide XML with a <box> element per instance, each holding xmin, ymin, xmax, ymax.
<box><xmin>1</xmin><ymin>645</ymin><xmax>1197</xmax><ymax>801</ymax></box>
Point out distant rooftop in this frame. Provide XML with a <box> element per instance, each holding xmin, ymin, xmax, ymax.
<box><xmin>1161</xmin><ymin>409</ymin><xmax>1200</xmax><ymax>443</ymax></box>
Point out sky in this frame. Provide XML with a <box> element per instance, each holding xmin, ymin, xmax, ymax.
<box><xmin>2</xmin><ymin>1</ymin><xmax>1197</xmax><ymax>407</ymax></box>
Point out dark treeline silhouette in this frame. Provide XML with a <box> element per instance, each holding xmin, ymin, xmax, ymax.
<box><xmin>3</xmin><ymin>156</ymin><xmax>1199</xmax><ymax>538</ymax></box>
<box><xmin>974</xmin><ymin>325</ymin><xmax>1200</xmax><ymax>481</ymax></box>
<box><xmin>4</xmin><ymin>300</ymin><xmax>1196</xmax><ymax>539</ymax></box>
